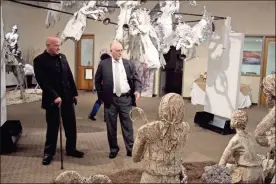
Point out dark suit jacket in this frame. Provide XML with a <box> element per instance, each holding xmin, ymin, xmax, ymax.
<box><xmin>95</xmin><ymin>58</ymin><xmax>142</xmax><ymax>106</ymax></box>
<box><xmin>33</xmin><ymin>50</ymin><xmax>78</xmax><ymax>109</ymax></box>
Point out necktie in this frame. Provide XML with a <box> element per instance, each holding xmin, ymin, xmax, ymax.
<box><xmin>114</xmin><ymin>62</ymin><xmax>121</xmax><ymax>97</ymax></box>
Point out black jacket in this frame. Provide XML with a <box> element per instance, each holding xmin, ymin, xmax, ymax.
<box><xmin>95</xmin><ymin>58</ymin><xmax>142</xmax><ymax>106</ymax></box>
<box><xmin>33</xmin><ymin>50</ymin><xmax>78</xmax><ymax>109</ymax></box>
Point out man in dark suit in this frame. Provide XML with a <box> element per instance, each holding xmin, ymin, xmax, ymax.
<box><xmin>95</xmin><ymin>41</ymin><xmax>142</xmax><ymax>159</ymax></box>
<box><xmin>34</xmin><ymin>36</ymin><xmax>84</xmax><ymax>165</ymax></box>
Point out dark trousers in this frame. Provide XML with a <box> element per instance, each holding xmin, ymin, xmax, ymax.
<box><xmin>104</xmin><ymin>95</ymin><xmax>134</xmax><ymax>153</ymax></box>
<box><xmin>24</xmin><ymin>75</ymin><xmax>33</xmax><ymax>88</ymax></box>
<box><xmin>89</xmin><ymin>99</ymin><xmax>102</xmax><ymax>117</ymax></box>
<box><xmin>44</xmin><ymin>102</ymin><xmax>77</xmax><ymax>155</ymax></box>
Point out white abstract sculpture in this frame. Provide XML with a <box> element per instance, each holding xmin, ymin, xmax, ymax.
<box><xmin>129</xmin><ymin>9</ymin><xmax>161</xmax><ymax>69</ymax></box>
<box><xmin>45</xmin><ymin>3</ymin><xmax>62</xmax><ymax>28</ymax></box>
<box><xmin>156</xmin><ymin>0</ymin><xmax>180</xmax><ymax>54</ymax></box>
<box><xmin>5</xmin><ymin>25</ymin><xmax>20</xmax><ymax>55</ymax></box>
<box><xmin>51</xmin><ymin>0</ymin><xmax>216</xmax><ymax>69</ymax></box>
<box><xmin>3</xmin><ymin>25</ymin><xmax>26</xmax><ymax>100</ymax></box>
<box><xmin>114</xmin><ymin>0</ymin><xmax>141</xmax><ymax>48</ymax></box>
<box><xmin>60</xmin><ymin>1</ymin><xmax>106</xmax><ymax>43</ymax></box>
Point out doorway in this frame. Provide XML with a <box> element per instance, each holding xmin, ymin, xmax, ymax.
<box><xmin>260</xmin><ymin>37</ymin><xmax>275</xmax><ymax>105</ymax></box>
<box><xmin>76</xmin><ymin>35</ymin><xmax>95</xmax><ymax>90</ymax></box>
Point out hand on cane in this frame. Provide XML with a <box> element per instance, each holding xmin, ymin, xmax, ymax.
<box><xmin>54</xmin><ymin>97</ymin><xmax>62</xmax><ymax>107</ymax></box>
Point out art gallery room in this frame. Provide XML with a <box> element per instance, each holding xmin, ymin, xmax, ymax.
<box><xmin>0</xmin><ymin>0</ymin><xmax>275</xmax><ymax>183</ymax></box>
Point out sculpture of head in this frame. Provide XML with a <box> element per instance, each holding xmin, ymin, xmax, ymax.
<box><xmin>110</xmin><ymin>41</ymin><xmax>123</xmax><ymax>61</ymax></box>
<box><xmin>230</xmin><ymin>110</ymin><xmax>248</xmax><ymax>130</ymax></box>
<box><xmin>158</xmin><ymin>93</ymin><xmax>185</xmax><ymax>124</ymax></box>
<box><xmin>12</xmin><ymin>25</ymin><xmax>18</xmax><ymax>33</ymax></box>
<box><xmin>262</xmin><ymin>74</ymin><xmax>275</xmax><ymax>107</ymax></box>
<box><xmin>46</xmin><ymin>36</ymin><xmax>61</xmax><ymax>55</ymax></box>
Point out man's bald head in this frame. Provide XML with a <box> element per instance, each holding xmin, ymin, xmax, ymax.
<box><xmin>46</xmin><ymin>36</ymin><xmax>61</xmax><ymax>55</ymax></box>
<box><xmin>110</xmin><ymin>40</ymin><xmax>123</xmax><ymax>60</ymax></box>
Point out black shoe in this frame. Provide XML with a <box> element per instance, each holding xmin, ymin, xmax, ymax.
<box><xmin>127</xmin><ymin>151</ymin><xmax>132</xmax><ymax>157</ymax></box>
<box><xmin>88</xmin><ymin>116</ymin><xmax>96</xmax><ymax>121</ymax></box>
<box><xmin>66</xmin><ymin>150</ymin><xmax>84</xmax><ymax>158</ymax></box>
<box><xmin>109</xmin><ymin>151</ymin><xmax>119</xmax><ymax>159</ymax></box>
<box><xmin>42</xmin><ymin>154</ymin><xmax>53</xmax><ymax>165</ymax></box>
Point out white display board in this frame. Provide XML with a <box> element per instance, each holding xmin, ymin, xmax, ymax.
<box><xmin>1</xmin><ymin>5</ymin><xmax>7</xmax><ymax>126</ymax></box>
<box><xmin>204</xmin><ymin>22</ymin><xmax>245</xmax><ymax>119</ymax></box>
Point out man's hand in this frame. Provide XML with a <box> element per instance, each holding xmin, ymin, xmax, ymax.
<box><xmin>73</xmin><ymin>96</ymin><xmax>78</xmax><ymax>105</ymax></box>
<box><xmin>134</xmin><ymin>91</ymin><xmax>141</xmax><ymax>102</ymax></box>
<box><xmin>54</xmin><ymin>97</ymin><xmax>62</xmax><ymax>107</ymax></box>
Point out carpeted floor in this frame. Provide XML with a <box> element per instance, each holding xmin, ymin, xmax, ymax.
<box><xmin>1</xmin><ymin>90</ymin><xmax>269</xmax><ymax>183</ymax></box>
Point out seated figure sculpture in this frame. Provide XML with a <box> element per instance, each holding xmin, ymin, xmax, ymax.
<box><xmin>219</xmin><ymin>110</ymin><xmax>264</xmax><ymax>183</ymax></box>
<box><xmin>254</xmin><ymin>74</ymin><xmax>275</xmax><ymax>184</ymax></box>
<box><xmin>132</xmin><ymin>93</ymin><xmax>190</xmax><ymax>183</ymax></box>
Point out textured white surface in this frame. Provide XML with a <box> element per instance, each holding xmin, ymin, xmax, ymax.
<box><xmin>190</xmin><ymin>82</ymin><xmax>252</xmax><ymax>108</ymax></box>
<box><xmin>204</xmin><ymin>21</ymin><xmax>244</xmax><ymax>118</ymax></box>
<box><xmin>1</xmin><ymin>5</ymin><xmax>7</xmax><ymax>126</ymax></box>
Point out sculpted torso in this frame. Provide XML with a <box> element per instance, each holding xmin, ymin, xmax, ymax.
<box><xmin>5</xmin><ymin>32</ymin><xmax>19</xmax><ymax>48</ymax></box>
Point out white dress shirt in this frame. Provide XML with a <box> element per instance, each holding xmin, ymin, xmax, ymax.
<box><xmin>112</xmin><ymin>58</ymin><xmax>130</xmax><ymax>94</ymax></box>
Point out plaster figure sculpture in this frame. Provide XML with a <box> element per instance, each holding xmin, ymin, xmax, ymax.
<box><xmin>52</xmin><ymin>0</ymin><xmax>215</xmax><ymax>70</ymax></box>
<box><xmin>156</xmin><ymin>1</ymin><xmax>180</xmax><ymax>54</ymax></box>
<box><xmin>3</xmin><ymin>25</ymin><xmax>26</xmax><ymax>100</ymax></box>
<box><xmin>201</xmin><ymin>164</ymin><xmax>232</xmax><ymax>183</ymax></box>
<box><xmin>5</xmin><ymin>25</ymin><xmax>20</xmax><ymax>56</ymax></box>
<box><xmin>45</xmin><ymin>3</ymin><xmax>62</xmax><ymax>28</ymax></box>
<box><xmin>114</xmin><ymin>0</ymin><xmax>141</xmax><ymax>48</ymax></box>
<box><xmin>54</xmin><ymin>171</ymin><xmax>112</xmax><ymax>183</ymax></box>
<box><xmin>129</xmin><ymin>8</ymin><xmax>161</xmax><ymax>69</ymax></box>
<box><xmin>60</xmin><ymin>1</ymin><xmax>106</xmax><ymax>43</ymax></box>
<box><xmin>254</xmin><ymin>74</ymin><xmax>275</xmax><ymax>184</ymax></box>
<box><xmin>132</xmin><ymin>93</ymin><xmax>190</xmax><ymax>183</ymax></box>
<box><xmin>219</xmin><ymin>110</ymin><xmax>264</xmax><ymax>183</ymax></box>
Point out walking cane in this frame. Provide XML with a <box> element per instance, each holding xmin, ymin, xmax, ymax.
<box><xmin>58</xmin><ymin>105</ymin><xmax>64</xmax><ymax>170</ymax></box>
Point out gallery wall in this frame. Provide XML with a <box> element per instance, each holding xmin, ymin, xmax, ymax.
<box><xmin>2</xmin><ymin>1</ymin><xmax>275</xmax><ymax>104</ymax></box>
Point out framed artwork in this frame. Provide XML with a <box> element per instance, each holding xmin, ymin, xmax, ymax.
<box><xmin>242</xmin><ymin>51</ymin><xmax>261</xmax><ymax>65</ymax></box>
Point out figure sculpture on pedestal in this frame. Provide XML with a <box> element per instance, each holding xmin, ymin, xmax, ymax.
<box><xmin>219</xmin><ymin>110</ymin><xmax>264</xmax><ymax>183</ymax></box>
<box><xmin>254</xmin><ymin>74</ymin><xmax>275</xmax><ymax>184</ymax></box>
<box><xmin>132</xmin><ymin>93</ymin><xmax>190</xmax><ymax>183</ymax></box>
<box><xmin>3</xmin><ymin>25</ymin><xmax>25</xmax><ymax>100</ymax></box>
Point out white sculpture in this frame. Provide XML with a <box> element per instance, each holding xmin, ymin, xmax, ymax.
<box><xmin>5</xmin><ymin>25</ymin><xmax>20</xmax><ymax>56</ymax></box>
<box><xmin>45</xmin><ymin>3</ymin><xmax>62</xmax><ymax>28</ymax></box>
<box><xmin>129</xmin><ymin>9</ymin><xmax>161</xmax><ymax>69</ymax></box>
<box><xmin>53</xmin><ymin>0</ymin><xmax>216</xmax><ymax>69</ymax></box>
<box><xmin>155</xmin><ymin>0</ymin><xmax>180</xmax><ymax>54</ymax></box>
<box><xmin>3</xmin><ymin>25</ymin><xmax>26</xmax><ymax>100</ymax></box>
<box><xmin>114</xmin><ymin>0</ymin><xmax>141</xmax><ymax>48</ymax></box>
<box><xmin>60</xmin><ymin>1</ymin><xmax>106</xmax><ymax>43</ymax></box>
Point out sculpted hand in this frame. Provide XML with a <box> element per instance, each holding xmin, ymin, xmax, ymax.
<box><xmin>54</xmin><ymin>97</ymin><xmax>62</xmax><ymax>107</ymax></box>
<box><xmin>134</xmin><ymin>92</ymin><xmax>141</xmax><ymax>102</ymax></box>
